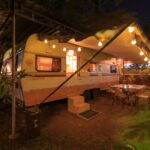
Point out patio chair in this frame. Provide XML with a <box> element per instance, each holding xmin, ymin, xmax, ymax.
<box><xmin>122</xmin><ymin>88</ymin><xmax>136</xmax><ymax>105</ymax></box>
<box><xmin>112</xmin><ymin>88</ymin><xmax>129</xmax><ymax>105</ymax></box>
<box><xmin>135</xmin><ymin>90</ymin><xmax>150</xmax><ymax>107</ymax></box>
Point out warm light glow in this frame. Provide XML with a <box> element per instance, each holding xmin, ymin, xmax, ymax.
<box><xmin>148</xmin><ymin>60</ymin><xmax>150</xmax><ymax>64</ymax></box>
<box><xmin>128</xmin><ymin>26</ymin><xmax>134</xmax><ymax>33</ymax></box>
<box><xmin>117</xmin><ymin>58</ymin><xmax>122</xmax><ymax>62</ymax></box>
<box><xmin>139</xmin><ymin>51</ymin><xmax>144</xmax><ymax>56</ymax></box>
<box><xmin>77</xmin><ymin>47</ymin><xmax>81</xmax><ymax>52</ymax></box>
<box><xmin>131</xmin><ymin>39</ymin><xmax>137</xmax><ymax>45</ymax></box>
<box><xmin>66</xmin><ymin>50</ymin><xmax>77</xmax><ymax>76</ymax></box>
<box><xmin>98</xmin><ymin>41</ymin><xmax>103</xmax><ymax>47</ymax></box>
<box><xmin>52</xmin><ymin>44</ymin><xmax>56</xmax><ymax>48</ymax></box>
<box><xmin>144</xmin><ymin>57</ymin><xmax>148</xmax><ymax>61</ymax></box>
<box><xmin>67</xmin><ymin>50</ymin><xmax>74</xmax><ymax>56</ymax></box>
<box><xmin>63</xmin><ymin>47</ymin><xmax>67</xmax><ymax>52</ymax></box>
<box><xmin>44</xmin><ymin>39</ymin><xmax>48</xmax><ymax>44</ymax></box>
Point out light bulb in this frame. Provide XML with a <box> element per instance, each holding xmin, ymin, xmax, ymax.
<box><xmin>131</xmin><ymin>39</ymin><xmax>137</xmax><ymax>45</ymax></box>
<box><xmin>52</xmin><ymin>45</ymin><xmax>56</xmax><ymax>48</ymax></box>
<box><xmin>144</xmin><ymin>57</ymin><xmax>148</xmax><ymax>61</ymax></box>
<box><xmin>77</xmin><ymin>47</ymin><xmax>81</xmax><ymax>52</ymax></box>
<box><xmin>128</xmin><ymin>26</ymin><xmax>134</xmax><ymax>33</ymax></box>
<box><xmin>139</xmin><ymin>51</ymin><xmax>144</xmax><ymax>56</ymax></box>
<box><xmin>63</xmin><ymin>47</ymin><xmax>67</xmax><ymax>52</ymax></box>
<box><xmin>44</xmin><ymin>39</ymin><xmax>48</xmax><ymax>44</ymax></box>
<box><xmin>98</xmin><ymin>41</ymin><xmax>103</xmax><ymax>47</ymax></box>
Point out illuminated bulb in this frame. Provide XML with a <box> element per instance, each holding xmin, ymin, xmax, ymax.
<box><xmin>44</xmin><ymin>39</ymin><xmax>48</xmax><ymax>44</ymax></box>
<box><xmin>117</xmin><ymin>59</ymin><xmax>122</xmax><ymax>62</ymax></box>
<box><xmin>148</xmin><ymin>60</ymin><xmax>150</xmax><ymax>64</ymax></box>
<box><xmin>77</xmin><ymin>47</ymin><xmax>81</xmax><ymax>52</ymax></box>
<box><xmin>128</xmin><ymin>26</ymin><xmax>134</xmax><ymax>33</ymax></box>
<box><xmin>52</xmin><ymin>45</ymin><xmax>56</xmax><ymax>48</ymax></box>
<box><xmin>139</xmin><ymin>51</ymin><xmax>144</xmax><ymax>56</ymax></box>
<box><xmin>63</xmin><ymin>47</ymin><xmax>67</xmax><ymax>52</ymax></box>
<box><xmin>144</xmin><ymin>57</ymin><xmax>148</xmax><ymax>61</ymax></box>
<box><xmin>98</xmin><ymin>41</ymin><xmax>103</xmax><ymax>47</ymax></box>
<box><xmin>131</xmin><ymin>39</ymin><xmax>137</xmax><ymax>45</ymax></box>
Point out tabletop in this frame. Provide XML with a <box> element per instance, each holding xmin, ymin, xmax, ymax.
<box><xmin>111</xmin><ymin>84</ymin><xmax>147</xmax><ymax>90</ymax></box>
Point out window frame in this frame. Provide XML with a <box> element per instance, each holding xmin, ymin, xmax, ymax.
<box><xmin>35</xmin><ymin>55</ymin><xmax>61</xmax><ymax>72</ymax></box>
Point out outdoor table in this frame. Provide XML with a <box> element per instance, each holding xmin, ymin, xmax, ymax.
<box><xmin>111</xmin><ymin>84</ymin><xmax>148</xmax><ymax>105</ymax></box>
<box><xmin>111</xmin><ymin>84</ymin><xmax>147</xmax><ymax>91</ymax></box>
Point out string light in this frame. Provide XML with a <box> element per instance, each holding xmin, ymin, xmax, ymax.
<box><xmin>128</xmin><ymin>26</ymin><xmax>134</xmax><ymax>33</ymax></box>
<box><xmin>139</xmin><ymin>51</ymin><xmax>144</xmax><ymax>56</ymax></box>
<box><xmin>44</xmin><ymin>39</ymin><xmax>48</xmax><ymax>44</ymax></box>
<box><xmin>77</xmin><ymin>47</ymin><xmax>81</xmax><ymax>52</ymax></box>
<box><xmin>98</xmin><ymin>41</ymin><xmax>103</xmax><ymax>47</ymax></box>
<box><xmin>144</xmin><ymin>57</ymin><xmax>148</xmax><ymax>61</ymax></box>
<box><xmin>131</xmin><ymin>39</ymin><xmax>137</xmax><ymax>45</ymax></box>
<box><xmin>52</xmin><ymin>45</ymin><xmax>56</xmax><ymax>48</ymax></box>
<box><xmin>63</xmin><ymin>47</ymin><xmax>67</xmax><ymax>52</ymax></box>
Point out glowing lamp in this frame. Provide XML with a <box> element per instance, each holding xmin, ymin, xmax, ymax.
<box><xmin>52</xmin><ymin>45</ymin><xmax>56</xmax><ymax>48</ymax></box>
<box><xmin>98</xmin><ymin>41</ymin><xmax>103</xmax><ymax>47</ymax></box>
<box><xmin>131</xmin><ymin>39</ymin><xmax>137</xmax><ymax>45</ymax></box>
<box><xmin>144</xmin><ymin>57</ymin><xmax>148</xmax><ymax>61</ymax></box>
<box><xmin>63</xmin><ymin>47</ymin><xmax>67</xmax><ymax>52</ymax></box>
<box><xmin>148</xmin><ymin>60</ymin><xmax>150</xmax><ymax>64</ymax></box>
<box><xmin>77</xmin><ymin>47</ymin><xmax>81</xmax><ymax>52</ymax></box>
<box><xmin>139</xmin><ymin>51</ymin><xmax>144</xmax><ymax>56</ymax></box>
<box><xmin>128</xmin><ymin>26</ymin><xmax>134</xmax><ymax>33</ymax></box>
<box><xmin>44</xmin><ymin>39</ymin><xmax>48</xmax><ymax>44</ymax></box>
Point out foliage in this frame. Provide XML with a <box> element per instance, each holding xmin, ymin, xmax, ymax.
<box><xmin>118</xmin><ymin>109</ymin><xmax>150</xmax><ymax>150</ymax></box>
<box><xmin>0</xmin><ymin>73</ymin><xmax>10</xmax><ymax>100</ymax></box>
<box><xmin>0</xmin><ymin>70</ymin><xmax>28</xmax><ymax>102</ymax></box>
<box><xmin>22</xmin><ymin>0</ymin><xmax>134</xmax><ymax>33</ymax></box>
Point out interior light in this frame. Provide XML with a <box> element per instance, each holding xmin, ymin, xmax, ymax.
<box><xmin>52</xmin><ymin>45</ymin><xmax>56</xmax><ymax>48</ymax></box>
<box><xmin>131</xmin><ymin>39</ymin><xmax>137</xmax><ymax>45</ymax></box>
<box><xmin>63</xmin><ymin>47</ymin><xmax>67</xmax><ymax>52</ymax></box>
<box><xmin>148</xmin><ymin>60</ymin><xmax>150</xmax><ymax>64</ymax></box>
<box><xmin>139</xmin><ymin>51</ymin><xmax>144</xmax><ymax>56</ymax></box>
<box><xmin>67</xmin><ymin>50</ymin><xmax>74</xmax><ymax>56</ymax></box>
<box><xmin>144</xmin><ymin>57</ymin><xmax>148</xmax><ymax>61</ymax></box>
<box><xmin>77</xmin><ymin>47</ymin><xmax>81</xmax><ymax>52</ymax></box>
<box><xmin>128</xmin><ymin>26</ymin><xmax>134</xmax><ymax>33</ymax></box>
<box><xmin>98</xmin><ymin>41</ymin><xmax>103</xmax><ymax>47</ymax></box>
<box><xmin>44</xmin><ymin>39</ymin><xmax>48</xmax><ymax>44</ymax></box>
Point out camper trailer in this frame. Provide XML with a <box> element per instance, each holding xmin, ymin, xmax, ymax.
<box><xmin>1</xmin><ymin>33</ymin><xmax>120</xmax><ymax>107</ymax></box>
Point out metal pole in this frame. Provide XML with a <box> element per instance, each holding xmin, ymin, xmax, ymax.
<box><xmin>9</xmin><ymin>0</ymin><xmax>16</xmax><ymax>140</ymax></box>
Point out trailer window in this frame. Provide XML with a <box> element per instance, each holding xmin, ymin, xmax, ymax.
<box><xmin>36</xmin><ymin>56</ymin><xmax>61</xmax><ymax>72</ymax></box>
<box><xmin>66</xmin><ymin>50</ymin><xmax>77</xmax><ymax>76</ymax></box>
<box><xmin>88</xmin><ymin>63</ymin><xmax>97</xmax><ymax>72</ymax></box>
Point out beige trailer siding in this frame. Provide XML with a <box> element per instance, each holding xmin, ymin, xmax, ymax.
<box><xmin>20</xmin><ymin>34</ymin><xmax>119</xmax><ymax>106</ymax></box>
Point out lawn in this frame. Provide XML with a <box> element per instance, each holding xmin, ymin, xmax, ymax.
<box><xmin>0</xmin><ymin>97</ymin><xmax>150</xmax><ymax>150</ymax></box>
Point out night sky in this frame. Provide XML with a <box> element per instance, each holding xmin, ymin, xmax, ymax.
<box><xmin>122</xmin><ymin>0</ymin><xmax>150</xmax><ymax>23</ymax></box>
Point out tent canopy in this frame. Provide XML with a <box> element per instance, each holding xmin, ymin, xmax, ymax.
<box><xmin>69</xmin><ymin>23</ymin><xmax>150</xmax><ymax>64</ymax></box>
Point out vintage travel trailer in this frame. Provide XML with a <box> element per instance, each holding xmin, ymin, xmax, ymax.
<box><xmin>2</xmin><ymin>22</ymin><xmax>149</xmax><ymax>108</ymax></box>
<box><xmin>1</xmin><ymin>33</ymin><xmax>120</xmax><ymax>107</ymax></box>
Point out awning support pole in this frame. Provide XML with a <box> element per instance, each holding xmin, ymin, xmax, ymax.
<box><xmin>39</xmin><ymin>21</ymin><xmax>134</xmax><ymax>106</ymax></box>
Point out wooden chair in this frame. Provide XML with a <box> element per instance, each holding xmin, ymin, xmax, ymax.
<box><xmin>112</xmin><ymin>88</ymin><xmax>129</xmax><ymax>105</ymax></box>
<box><xmin>135</xmin><ymin>90</ymin><xmax>150</xmax><ymax>107</ymax></box>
